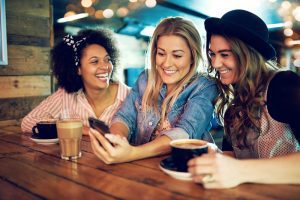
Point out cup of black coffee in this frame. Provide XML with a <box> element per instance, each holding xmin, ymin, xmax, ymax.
<box><xmin>32</xmin><ymin>120</ymin><xmax>57</xmax><ymax>139</ymax></box>
<box><xmin>170</xmin><ymin>139</ymin><xmax>208</xmax><ymax>172</ymax></box>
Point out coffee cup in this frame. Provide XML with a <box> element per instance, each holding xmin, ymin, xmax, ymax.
<box><xmin>32</xmin><ymin>120</ymin><xmax>57</xmax><ymax>139</ymax></box>
<box><xmin>56</xmin><ymin>119</ymin><xmax>83</xmax><ymax>160</ymax></box>
<box><xmin>170</xmin><ymin>139</ymin><xmax>208</xmax><ymax>172</ymax></box>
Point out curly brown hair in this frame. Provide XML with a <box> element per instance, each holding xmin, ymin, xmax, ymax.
<box><xmin>51</xmin><ymin>29</ymin><xmax>120</xmax><ymax>93</ymax></box>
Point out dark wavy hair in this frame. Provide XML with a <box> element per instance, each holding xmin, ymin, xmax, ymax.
<box><xmin>206</xmin><ymin>34</ymin><xmax>277</xmax><ymax>148</ymax></box>
<box><xmin>51</xmin><ymin>29</ymin><xmax>120</xmax><ymax>93</ymax></box>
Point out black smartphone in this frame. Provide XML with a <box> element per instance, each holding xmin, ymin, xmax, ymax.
<box><xmin>88</xmin><ymin>117</ymin><xmax>110</xmax><ymax>135</ymax></box>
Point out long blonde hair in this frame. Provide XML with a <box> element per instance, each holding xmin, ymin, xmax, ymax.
<box><xmin>207</xmin><ymin>35</ymin><xmax>278</xmax><ymax>148</ymax></box>
<box><xmin>142</xmin><ymin>17</ymin><xmax>203</xmax><ymax>122</ymax></box>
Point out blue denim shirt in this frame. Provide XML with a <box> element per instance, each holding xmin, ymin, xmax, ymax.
<box><xmin>112</xmin><ymin>71</ymin><xmax>218</xmax><ymax>145</ymax></box>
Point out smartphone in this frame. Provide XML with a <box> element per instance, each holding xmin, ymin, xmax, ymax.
<box><xmin>88</xmin><ymin>117</ymin><xmax>110</xmax><ymax>135</ymax></box>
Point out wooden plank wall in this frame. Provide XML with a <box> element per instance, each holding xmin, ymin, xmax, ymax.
<box><xmin>0</xmin><ymin>0</ymin><xmax>52</xmax><ymax>125</ymax></box>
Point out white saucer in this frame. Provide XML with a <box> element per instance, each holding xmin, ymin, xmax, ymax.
<box><xmin>159</xmin><ymin>164</ymin><xmax>192</xmax><ymax>181</ymax></box>
<box><xmin>30</xmin><ymin>137</ymin><xmax>59</xmax><ymax>145</ymax></box>
<box><xmin>159</xmin><ymin>157</ymin><xmax>193</xmax><ymax>181</ymax></box>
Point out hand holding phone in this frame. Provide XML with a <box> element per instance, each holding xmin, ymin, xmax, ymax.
<box><xmin>88</xmin><ymin>117</ymin><xmax>114</xmax><ymax>146</ymax></box>
<box><xmin>88</xmin><ymin>117</ymin><xmax>110</xmax><ymax>135</ymax></box>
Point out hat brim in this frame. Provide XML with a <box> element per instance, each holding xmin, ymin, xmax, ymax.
<box><xmin>205</xmin><ymin>18</ymin><xmax>276</xmax><ymax>60</ymax></box>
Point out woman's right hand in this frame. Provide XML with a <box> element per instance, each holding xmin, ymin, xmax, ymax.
<box><xmin>89</xmin><ymin>128</ymin><xmax>136</xmax><ymax>164</ymax></box>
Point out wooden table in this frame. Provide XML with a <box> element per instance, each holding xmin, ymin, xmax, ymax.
<box><xmin>1</xmin><ymin>123</ymin><xmax>300</xmax><ymax>200</ymax></box>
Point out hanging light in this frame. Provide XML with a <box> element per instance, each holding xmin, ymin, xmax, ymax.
<box><xmin>81</xmin><ymin>0</ymin><xmax>93</xmax><ymax>8</ymax></box>
<box><xmin>57</xmin><ymin>13</ymin><xmax>89</xmax><ymax>23</ymax></box>
<box><xmin>145</xmin><ymin>0</ymin><xmax>156</xmax><ymax>8</ymax></box>
<box><xmin>117</xmin><ymin>7</ymin><xmax>129</xmax><ymax>17</ymax></box>
<box><xmin>103</xmin><ymin>9</ymin><xmax>114</xmax><ymax>18</ymax></box>
<box><xmin>284</xmin><ymin>28</ymin><xmax>294</xmax><ymax>37</ymax></box>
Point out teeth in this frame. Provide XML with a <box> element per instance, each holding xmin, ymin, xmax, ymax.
<box><xmin>219</xmin><ymin>69</ymin><xmax>229</xmax><ymax>74</ymax></box>
<box><xmin>164</xmin><ymin>69</ymin><xmax>177</xmax><ymax>75</ymax></box>
<box><xmin>96</xmin><ymin>73</ymin><xmax>108</xmax><ymax>80</ymax></box>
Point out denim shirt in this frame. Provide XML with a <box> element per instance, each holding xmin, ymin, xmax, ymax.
<box><xmin>112</xmin><ymin>71</ymin><xmax>218</xmax><ymax>145</ymax></box>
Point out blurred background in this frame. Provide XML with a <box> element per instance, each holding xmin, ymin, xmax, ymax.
<box><xmin>52</xmin><ymin>0</ymin><xmax>300</xmax><ymax>87</ymax></box>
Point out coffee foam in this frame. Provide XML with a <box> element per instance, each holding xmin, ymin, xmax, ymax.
<box><xmin>170</xmin><ymin>139</ymin><xmax>207</xmax><ymax>149</ymax></box>
<box><xmin>56</xmin><ymin>119</ymin><xmax>82</xmax><ymax>128</ymax></box>
<box><xmin>39</xmin><ymin>120</ymin><xmax>56</xmax><ymax>124</ymax></box>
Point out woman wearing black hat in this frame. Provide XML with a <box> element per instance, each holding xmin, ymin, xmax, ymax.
<box><xmin>188</xmin><ymin>9</ymin><xmax>300</xmax><ymax>188</ymax></box>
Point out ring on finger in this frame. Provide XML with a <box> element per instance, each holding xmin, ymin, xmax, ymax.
<box><xmin>202</xmin><ymin>174</ymin><xmax>214</xmax><ymax>183</ymax></box>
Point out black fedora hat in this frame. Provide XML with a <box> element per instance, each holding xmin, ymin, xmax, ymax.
<box><xmin>205</xmin><ymin>9</ymin><xmax>276</xmax><ymax>60</ymax></box>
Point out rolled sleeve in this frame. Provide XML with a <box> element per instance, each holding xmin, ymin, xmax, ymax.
<box><xmin>161</xmin><ymin>127</ymin><xmax>189</xmax><ymax>140</ymax></box>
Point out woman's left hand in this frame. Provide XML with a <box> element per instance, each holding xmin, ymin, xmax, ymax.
<box><xmin>89</xmin><ymin>128</ymin><xmax>135</xmax><ymax>164</ymax></box>
<box><xmin>188</xmin><ymin>153</ymin><xmax>244</xmax><ymax>189</ymax></box>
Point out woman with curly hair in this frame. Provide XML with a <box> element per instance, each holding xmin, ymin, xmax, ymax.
<box><xmin>21</xmin><ymin>29</ymin><xmax>130</xmax><ymax>135</ymax></box>
<box><xmin>188</xmin><ymin>9</ymin><xmax>300</xmax><ymax>188</ymax></box>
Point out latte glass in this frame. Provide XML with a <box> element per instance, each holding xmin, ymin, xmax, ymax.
<box><xmin>56</xmin><ymin>119</ymin><xmax>83</xmax><ymax>160</ymax></box>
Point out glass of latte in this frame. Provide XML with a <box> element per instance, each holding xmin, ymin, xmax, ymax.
<box><xmin>56</xmin><ymin>119</ymin><xmax>83</xmax><ymax>160</ymax></box>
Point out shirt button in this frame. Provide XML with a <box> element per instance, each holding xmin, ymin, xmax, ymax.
<box><xmin>149</xmin><ymin>122</ymin><xmax>153</xmax><ymax>126</ymax></box>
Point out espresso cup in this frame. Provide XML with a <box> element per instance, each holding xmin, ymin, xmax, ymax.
<box><xmin>56</xmin><ymin>119</ymin><xmax>83</xmax><ymax>160</ymax></box>
<box><xmin>170</xmin><ymin>139</ymin><xmax>208</xmax><ymax>172</ymax></box>
<box><xmin>32</xmin><ymin>120</ymin><xmax>57</xmax><ymax>139</ymax></box>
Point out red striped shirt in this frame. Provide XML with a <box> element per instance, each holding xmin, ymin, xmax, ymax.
<box><xmin>21</xmin><ymin>82</ymin><xmax>130</xmax><ymax>133</ymax></box>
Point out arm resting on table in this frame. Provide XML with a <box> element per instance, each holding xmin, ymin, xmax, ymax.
<box><xmin>239</xmin><ymin>152</ymin><xmax>300</xmax><ymax>184</ymax></box>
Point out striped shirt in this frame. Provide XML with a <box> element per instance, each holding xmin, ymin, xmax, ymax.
<box><xmin>21</xmin><ymin>82</ymin><xmax>130</xmax><ymax>133</ymax></box>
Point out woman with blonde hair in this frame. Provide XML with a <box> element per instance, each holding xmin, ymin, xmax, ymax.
<box><xmin>89</xmin><ymin>17</ymin><xmax>217</xmax><ymax>164</ymax></box>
